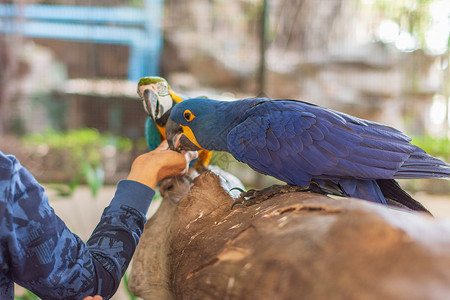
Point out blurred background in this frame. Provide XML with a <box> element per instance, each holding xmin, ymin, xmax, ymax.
<box><xmin>0</xmin><ymin>0</ymin><xmax>449</xmax><ymax>299</ymax></box>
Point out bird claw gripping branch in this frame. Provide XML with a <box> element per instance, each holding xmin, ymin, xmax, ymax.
<box><xmin>230</xmin><ymin>185</ymin><xmax>311</xmax><ymax>209</ymax></box>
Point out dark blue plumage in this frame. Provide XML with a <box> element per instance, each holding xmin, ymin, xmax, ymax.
<box><xmin>166</xmin><ymin>98</ymin><xmax>450</xmax><ymax>211</ymax></box>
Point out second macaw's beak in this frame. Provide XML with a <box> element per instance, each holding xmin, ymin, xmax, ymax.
<box><xmin>142</xmin><ymin>88</ymin><xmax>159</xmax><ymax>121</ymax></box>
<box><xmin>166</xmin><ymin>118</ymin><xmax>203</xmax><ymax>152</ymax></box>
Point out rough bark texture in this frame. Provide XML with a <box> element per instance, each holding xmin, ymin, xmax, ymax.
<box><xmin>129</xmin><ymin>171</ymin><xmax>450</xmax><ymax>300</ymax></box>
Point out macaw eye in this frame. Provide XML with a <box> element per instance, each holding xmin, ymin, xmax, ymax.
<box><xmin>183</xmin><ymin>109</ymin><xmax>195</xmax><ymax>122</ymax></box>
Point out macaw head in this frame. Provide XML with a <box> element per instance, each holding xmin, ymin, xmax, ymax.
<box><xmin>166</xmin><ymin>98</ymin><xmax>256</xmax><ymax>153</ymax></box>
<box><xmin>166</xmin><ymin>98</ymin><xmax>219</xmax><ymax>152</ymax></box>
<box><xmin>137</xmin><ymin>76</ymin><xmax>177</xmax><ymax>125</ymax></box>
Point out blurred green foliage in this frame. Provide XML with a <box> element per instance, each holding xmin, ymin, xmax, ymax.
<box><xmin>412</xmin><ymin>135</ymin><xmax>450</xmax><ymax>160</ymax></box>
<box><xmin>366</xmin><ymin>0</ymin><xmax>437</xmax><ymax>49</ymax></box>
<box><xmin>14</xmin><ymin>290</ymin><xmax>40</xmax><ymax>300</ymax></box>
<box><xmin>23</xmin><ymin>128</ymin><xmax>133</xmax><ymax>196</ymax></box>
<box><xmin>24</xmin><ymin>128</ymin><xmax>132</xmax><ymax>160</ymax></box>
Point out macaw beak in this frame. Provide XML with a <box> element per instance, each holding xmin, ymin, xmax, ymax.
<box><xmin>142</xmin><ymin>88</ymin><xmax>159</xmax><ymax>121</ymax></box>
<box><xmin>166</xmin><ymin>118</ymin><xmax>203</xmax><ymax>152</ymax></box>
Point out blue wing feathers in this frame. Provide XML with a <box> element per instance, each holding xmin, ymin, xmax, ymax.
<box><xmin>328</xmin><ymin>125</ymin><xmax>363</xmax><ymax>145</ymax></box>
<box><xmin>241</xmin><ymin>140</ymin><xmax>259</xmax><ymax>160</ymax></box>
<box><xmin>358</xmin><ymin>144</ymin><xmax>408</xmax><ymax>161</ymax></box>
<box><xmin>313</xmin><ymin>121</ymin><xmax>330</xmax><ymax>137</ymax></box>
<box><xmin>265</xmin><ymin>128</ymin><xmax>281</xmax><ymax>151</ymax></box>
<box><xmin>268</xmin><ymin>149</ymin><xmax>284</xmax><ymax>171</ymax></box>
<box><xmin>343</xmin><ymin>156</ymin><xmax>401</xmax><ymax>177</ymax></box>
<box><xmin>360</xmin><ymin>139</ymin><xmax>414</xmax><ymax>154</ymax></box>
<box><xmin>284</xmin><ymin>123</ymin><xmax>296</xmax><ymax>137</ymax></box>
<box><xmin>285</xmin><ymin>136</ymin><xmax>304</xmax><ymax>153</ymax></box>
<box><xmin>300</xmin><ymin>130</ymin><xmax>314</xmax><ymax>146</ymax></box>
<box><xmin>320</xmin><ymin>138</ymin><xmax>349</xmax><ymax>157</ymax></box>
<box><xmin>308</xmin><ymin>124</ymin><xmax>325</xmax><ymax>140</ymax></box>
<box><xmin>257</xmin><ymin>147</ymin><xmax>273</xmax><ymax>168</ymax></box>
<box><xmin>303</xmin><ymin>144</ymin><xmax>338</xmax><ymax>169</ymax></box>
<box><xmin>226</xmin><ymin>99</ymin><xmax>449</xmax><ymax>205</ymax></box>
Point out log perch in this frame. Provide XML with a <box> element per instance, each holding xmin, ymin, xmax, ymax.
<box><xmin>129</xmin><ymin>171</ymin><xmax>450</xmax><ymax>300</ymax></box>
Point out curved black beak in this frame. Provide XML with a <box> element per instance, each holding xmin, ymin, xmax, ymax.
<box><xmin>166</xmin><ymin>118</ymin><xmax>203</xmax><ymax>152</ymax></box>
<box><xmin>166</xmin><ymin>118</ymin><xmax>183</xmax><ymax>151</ymax></box>
<box><xmin>142</xmin><ymin>89</ymin><xmax>159</xmax><ymax>121</ymax></box>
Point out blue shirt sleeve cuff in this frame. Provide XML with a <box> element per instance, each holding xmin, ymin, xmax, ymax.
<box><xmin>109</xmin><ymin>180</ymin><xmax>155</xmax><ymax>215</ymax></box>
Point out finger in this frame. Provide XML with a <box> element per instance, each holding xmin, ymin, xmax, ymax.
<box><xmin>83</xmin><ymin>296</ymin><xmax>103</xmax><ymax>300</ymax></box>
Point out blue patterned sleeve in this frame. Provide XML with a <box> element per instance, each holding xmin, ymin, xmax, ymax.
<box><xmin>0</xmin><ymin>152</ymin><xmax>155</xmax><ymax>300</ymax></box>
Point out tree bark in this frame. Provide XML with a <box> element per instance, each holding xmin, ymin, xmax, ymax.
<box><xmin>129</xmin><ymin>171</ymin><xmax>450</xmax><ymax>300</ymax></box>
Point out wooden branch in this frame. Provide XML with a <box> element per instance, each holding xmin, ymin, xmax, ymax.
<box><xmin>129</xmin><ymin>171</ymin><xmax>450</xmax><ymax>300</ymax></box>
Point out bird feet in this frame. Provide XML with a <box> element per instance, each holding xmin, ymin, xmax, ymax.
<box><xmin>231</xmin><ymin>184</ymin><xmax>310</xmax><ymax>209</ymax></box>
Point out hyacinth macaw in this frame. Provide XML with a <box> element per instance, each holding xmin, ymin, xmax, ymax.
<box><xmin>137</xmin><ymin>76</ymin><xmax>212</xmax><ymax>169</ymax></box>
<box><xmin>165</xmin><ymin>97</ymin><xmax>450</xmax><ymax>212</ymax></box>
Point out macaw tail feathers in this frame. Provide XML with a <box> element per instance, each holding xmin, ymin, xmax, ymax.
<box><xmin>396</xmin><ymin>146</ymin><xmax>450</xmax><ymax>179</ymax></box>
<box><xmin>377</xmin><ymin>179</ymin><xmax>431</xmax><ymax>214</ymax></box>
<box><xmin>338</xmin><ymin>178</ymin><xmax>431</xmax><ymax>214</ymax></box>
<box><xmin>339</xmin><ymin>179</ymin><xmax>387</xmax><ymax>205</ymax></box>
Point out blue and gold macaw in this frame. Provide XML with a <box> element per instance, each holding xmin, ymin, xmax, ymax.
<box><xmin>165</xmin><ymin>97</ymin><xmax>450</xmax><ymax>212</ymax></box>
<box><xmin>137</xmin><ymin>76</ymin><xmax>212</xmax><ymax>169</ymax></box>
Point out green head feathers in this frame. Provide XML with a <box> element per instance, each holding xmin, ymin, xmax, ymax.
<box><xmin>138</xmin><ymin>76</ymin><xmax>171</xmax><ymax>89</ymax></box>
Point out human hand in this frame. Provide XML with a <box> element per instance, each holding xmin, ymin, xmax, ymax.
<box><xmin>127</xmin><ymin>140</ymin><xmax>198</xmax><ymax>189</ymax></box>
<box><xmin>83</xmin><ymin>296</ymin><xmax>102</xmax><ymax>300</ymax></box>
